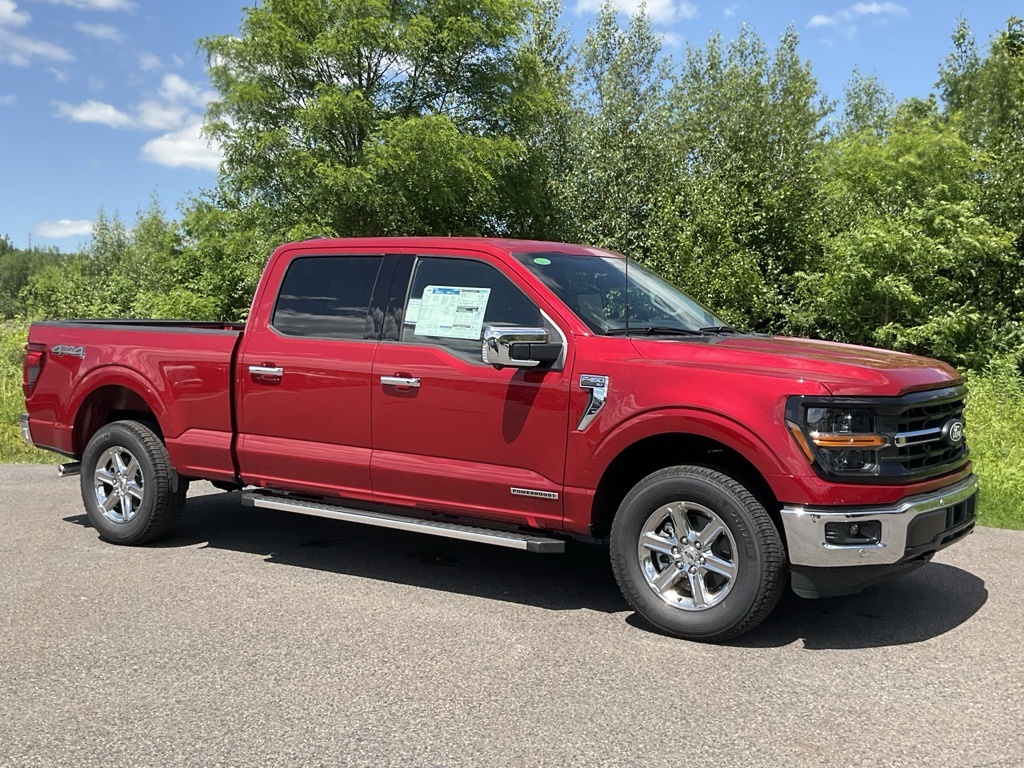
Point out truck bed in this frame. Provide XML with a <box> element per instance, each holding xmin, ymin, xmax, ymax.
<box><xmin>26</xmin><ymin>319</ymin><xmax>246</xmax><ymax>482</ymax></box>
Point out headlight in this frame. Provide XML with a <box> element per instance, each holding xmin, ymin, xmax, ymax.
<box><xmin>787</xmin><ymin>404</ymin><xmax>886</xmax><ymax>475</ymax></box>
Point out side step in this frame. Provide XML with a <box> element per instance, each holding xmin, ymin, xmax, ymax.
<box><xmin>241</xmin><ymin>490</ymin><xmax>566</xmax><ymax>553</ymax></box>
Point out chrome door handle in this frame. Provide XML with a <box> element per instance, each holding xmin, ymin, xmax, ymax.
<box><xmin>380</xmin><ymin>375</ymin><xmax>421</xmax><ymax>388</ymax></box>
<box><xmin>249</xmin><ymin>365</ymin><xmax>284</xmax><ymax>378</ymax></box>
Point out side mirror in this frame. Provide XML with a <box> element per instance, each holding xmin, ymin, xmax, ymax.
<box><xmin>482</xmin><ymin>326</ymin><xmax>562</xmax><ymax>369</ymax></box>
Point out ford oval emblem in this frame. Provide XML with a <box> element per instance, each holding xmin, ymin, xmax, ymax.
<box><xmin>942</xmin><ymin>419</ymin><xmax>965</xmax><ymax>445</ymax></box>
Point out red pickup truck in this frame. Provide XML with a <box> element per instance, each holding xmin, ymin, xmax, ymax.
<box><xmin>22</xmin><ymin>237</ymin><xmax>977</xmax><ymax>641</ymax></box>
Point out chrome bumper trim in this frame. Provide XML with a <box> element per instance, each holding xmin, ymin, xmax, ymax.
<box><xmin>780</xmin><ymin>475</ymin><xmax>978</xmax><ymax>567</ymax></box>
<box><xmin>19</xmin><ymin>413</ymin><xmax>33</xmax><ymax>446</ymax></box>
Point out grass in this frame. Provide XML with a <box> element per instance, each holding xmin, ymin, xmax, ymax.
<box><xmin>1</xmin><ymin>323</ymin><xmax>1021</xmax><ymax>528</ymax></box>
<box><xmin>0</xmin><ymin>323</ymin><xmax>60</xmax><ymax>465</ymax></box>
<box><xmin>964</xmin><ymin>357</ymin><xmax>1024</xmax><ymax>530</ymax></box>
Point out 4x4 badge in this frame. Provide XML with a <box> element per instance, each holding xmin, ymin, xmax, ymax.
<box><xmin>51</xmin><ymin>345</ymin><xmax>85</xmax><ymax>359</ymax></box>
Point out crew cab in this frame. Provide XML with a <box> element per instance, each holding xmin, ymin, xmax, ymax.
<box><xmin>21</xmin><ymin>238</ymin><xmax>977</xmax><ymax>641</ymax></box>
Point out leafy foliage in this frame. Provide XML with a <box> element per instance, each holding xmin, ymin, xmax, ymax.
<box><xmin>964</xmin><ymin>355</ymin><xmax>1024</xmax><ymax>529</ymax></box>
<box><xmin>199</xmin><ymin>0</ymin><xmax>552</xmax><ymax>239</ymax></box>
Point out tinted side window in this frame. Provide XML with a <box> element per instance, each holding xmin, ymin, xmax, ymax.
<box><xmin>401</xmin><ymin>257</ymin><xmax>545</xmax><ymax>361</ymax></box>
<box><xmin>273</xmin><ymin>256</ymin><xmax>383</xmax><ymax>340</ymax></box>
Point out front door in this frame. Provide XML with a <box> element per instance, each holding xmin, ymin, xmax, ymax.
<box><xmin>370</xmin><ymin>252</ymin><xmax>573</xmax><ymax>529</ymax></box>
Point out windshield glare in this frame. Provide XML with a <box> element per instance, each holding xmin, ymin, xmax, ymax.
<box><xmin>514</xmin><ymin>252</ymin><xmax>726</xmax><ymax>335</ymax></box>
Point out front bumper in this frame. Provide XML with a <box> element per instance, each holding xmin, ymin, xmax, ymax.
<box><xmin>780</xmin><ymin>474</ymin><xmax>978</xmax><ymax>568</ymax></box>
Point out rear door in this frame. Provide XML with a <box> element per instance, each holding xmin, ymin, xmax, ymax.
<box><xmin>236</xmin><ymin>249</ymin><xmax>393</xmax><ymax>501</ymax></box>
<box><xmin>370</xmin><ymin>249</ymin><xmax>573</xmax><ymax>529</ymax></box>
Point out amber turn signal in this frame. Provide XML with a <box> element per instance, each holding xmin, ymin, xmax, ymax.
<box><xmin>787</xmin><ymin>421</ymin><xmax>816</xmax><ymax>462</ymax></box>
<box><xmin>811</xmin><ymin>433</ymin><xmax>886</xmax><ymax>449</ymax></box>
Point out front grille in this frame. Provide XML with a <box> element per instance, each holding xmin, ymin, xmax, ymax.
<box><xmin>875</xmin><ymin>385</ymin><xmax>969</xmax><ymax>481</ymax></box>
<box><xmin>891</xmin><ymin>393</ymin><xmax>967</xmax><ymax>472</ymax></box>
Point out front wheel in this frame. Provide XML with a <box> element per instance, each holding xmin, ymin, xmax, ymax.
<box><xmin>80</xmin><ymin>420</ymin><xmax>186</xmax><ymax>545</ymax></box>
<box><xmin>610</xmin><ymin>465</ymin><xmax>786</xmax><ymax>642</ymax></box>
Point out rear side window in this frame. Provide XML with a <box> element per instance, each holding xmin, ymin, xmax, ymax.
<box><xmin>273</xmin><ymin>256</ymin><xmax>383</xmax><ymax>340</ymax></box>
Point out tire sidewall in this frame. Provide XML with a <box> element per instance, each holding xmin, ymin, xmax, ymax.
<box><xmin>80</xmin><ymin>423</ymin><xmax>160</xmax><ymax>544</ymax></box>
<box><xmin>612</xmin><ymin>469</ymin><xmax>768</xmax><ymax>639</ymax></box>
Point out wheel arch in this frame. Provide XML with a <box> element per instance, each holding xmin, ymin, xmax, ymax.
<box><xmin>583</xmin><ymin>413</ymin><xmax>787</xmax><ymax>539</ymax></box>
<box><xmin>69</xmin><ymin>368</ymin><xmax>168</xmax><ymax>457</ymax></box>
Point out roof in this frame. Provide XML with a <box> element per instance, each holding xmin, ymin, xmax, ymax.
<box><xmin>289</xmin><ymin>236</ymin><xmax>618</xmax><ymax>257</ymax></box>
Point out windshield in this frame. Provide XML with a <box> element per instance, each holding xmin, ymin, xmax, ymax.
<box><xmin>513</xmin><ymin>251</ymin><xmax>728</xmax><ymax>335</ymax></box>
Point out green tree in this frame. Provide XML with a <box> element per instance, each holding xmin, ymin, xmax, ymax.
<box><xmin>648</xmin><ymin>25</ymin><xmax>830</xmax><ymax>332</ymax></box>
<box><xmin>199</xmin><ymin>0</ymin><xmax>550</xmax><ymax>240</ymax></box>
<box><xmin>547</xmin><ymin>3</ymin><xmax>670</xmax><ymax>258</ymax></box>
<box><xmin>939</xmin><ymin>18</ymin><xmax>1024</xmax><ymax>238</ymax></box>
<box><xmin>20</xmin><ymin>202</ymin><xmax>218</xmax><ymax>321</ymax></box>
<box><xmin>0</xmin><ymin>237</ymin><xmax>66</xmax><ymax>319</ymax></box>
<box><xmin>794</xmin><ymin>100</ymin><xmax>1021</xmax><ymax>367</ymax></box>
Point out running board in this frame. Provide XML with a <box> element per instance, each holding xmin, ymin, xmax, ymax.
<box><xmin>241</xmin><ymin>491</ymin><xmax>566</xmax><ymax>553</ymax></box>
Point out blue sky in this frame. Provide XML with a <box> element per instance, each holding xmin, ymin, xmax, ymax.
<box><xmin>0</xmin><ymin>0</ymin><xmax>1019</xmax><ymax>250</ymax></box>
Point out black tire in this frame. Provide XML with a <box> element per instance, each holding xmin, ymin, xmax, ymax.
<box><xmin>610</xmin><ymin>465</ymin><xmax>786</xmax><ymax>643</ymax></box>
<box><xmin>80</xmin><ymin>420</ymin><xmax>187</xmax><ymax>545</ymax></box>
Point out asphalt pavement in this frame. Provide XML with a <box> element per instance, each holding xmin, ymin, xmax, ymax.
<box><xmin>0</xmin><ymin>464</ymin><xmax>1021</xmax><ymax>767</ymax></box>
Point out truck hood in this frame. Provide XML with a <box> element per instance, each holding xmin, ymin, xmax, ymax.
<box><xmin>629</xmin><ymin>335</ymin><xmax>962</xmax><ymax>397</ymax></box>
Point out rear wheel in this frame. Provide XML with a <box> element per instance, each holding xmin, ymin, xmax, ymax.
<box><xmin>80</xmin><ymin>420</ymin><xmax>186</xmax><ymax>545</ymax></box>
<box><xmin>610</xmin><ymin>465</ymin><xmax>786</xmax><ymax>642</ymax></box>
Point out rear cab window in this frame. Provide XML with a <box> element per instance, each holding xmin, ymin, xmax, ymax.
<box><xmin>272</xmin><ymin>255</ymin><xmax>384</xmax><ymax>340</ymax></box>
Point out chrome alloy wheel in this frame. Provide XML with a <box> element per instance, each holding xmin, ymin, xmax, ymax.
<box><xmin>637</xmin><ymin>501</ymin><xmax>739</xmax><ymax>611</ymax></box>
<box><xmin>93</xmin><ymin>446</ymin><xmax>145</xmax><ymax>524</ymax></box>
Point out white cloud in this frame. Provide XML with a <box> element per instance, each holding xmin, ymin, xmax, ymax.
<box><xmin>33</xmin><ymin>219</ymin><xmax>94</xmax><ymax>238</ymax></box>
<box><xmin>53</xmin><ymin>99</ymin><xmax>133</xmax><ymax>128</ymax></box>
<box><xmin>0</xmin><ymin>27</ymin><xmax>73</xmax><ymax>66</ymax></box>
<box><xmin>853</xmin><ymin>2</ymin><xmax>907</xmax><ymax>15</ymax></box>
<box><xmin>159</xmin><ymin>73</ymin><xmax>199</xmax><ymax>103</ymax></box>
<box><xmin>724</xmin><ymin>4</ymin><xmax>738</xmax><ymax>18</ymax></box>
<box><xmin>54</xmin><ymin>74</ymin><xmax>212</xmax><ymax>132</ymax></box>
<box><xmin>141</xmin><ymin>117</ymin><xmax>221</xmax><ymax>171</ymax></box>
<box><xmin>660</xmin><ymin>31</ymin><xmax>683</xmax><ymax>47</ymax></box>
<box><xmin>575</xmin><ymin>0</ymin><xmax>697</xmax><ymax>25</ymax></box>
<box><xmin>42</xmin><ymin>0</ymin><xmax>135</xmax><ymax>10</ymax></box>
<box><xmin>808</xmin><ymin>2</ymin><xmax>907</xmax><ymax>31</ymax></box>
<box><xmin>46</xmin><ymin>66</ymin><xmax>69</xmax><ymax>81</ymax></box>
<box><xmin>0</xmin><ymin>0</ymin><xmax>29</xmax><ymax>27</ymax></box>
<box><xmin>138</xmin><ymin>51</ymin><xmax>160</xmax><ymax>71</ymax></box>
<box><xmin>0</xmin><ymin>93</ymin><xmax>14</xmax><ymax>105</ymax></box>
<box><xmin>136</xmin><ymin>99</ymin><xmax>188</xmax><ymax>130</ymax></box>
<box><xmin>0</xmin><ymin>1</ymin><xmax>73</xmax><ymax>66</ymax></box>
<box><xmin>74</xmin><ymin>22</ymin><xmax>123</xmax><ymax>41</ymax></box>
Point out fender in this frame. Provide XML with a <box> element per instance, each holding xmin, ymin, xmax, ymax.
<box><xmin>67</xmin><ymin>364</ymin><xmax>170</xmax><ymax>445</ymax></box>
<box><xmin>572</xmin><ymin>405</ymin><xmax>796</xmax><ymax>495</ymax></box>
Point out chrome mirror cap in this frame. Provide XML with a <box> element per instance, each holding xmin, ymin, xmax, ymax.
<box><xmin>482</xmin><ymin>326</ymin><xmax>549</xmax><ymax>368</ymax></box>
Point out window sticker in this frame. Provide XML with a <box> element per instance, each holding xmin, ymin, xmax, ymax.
<box><xmin>405</xmin><ymin>298</ymin><xmax>421</xmax><ymax>324</ymax></box>
<box><xmin>414</xmin><ymin>286</ymin><xmax>491</xmax><ymax>340</ymax></box>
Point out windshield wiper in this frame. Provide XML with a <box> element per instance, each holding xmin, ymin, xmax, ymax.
<box><xmin>605</xmin><ymin>326</ymin><xmax>708</xmax><ymax>337</ymax></box>
<box><xmin>698</xmin><ymin>325</ymin><xmax>740</xmax><ymax>334</ymax></box>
